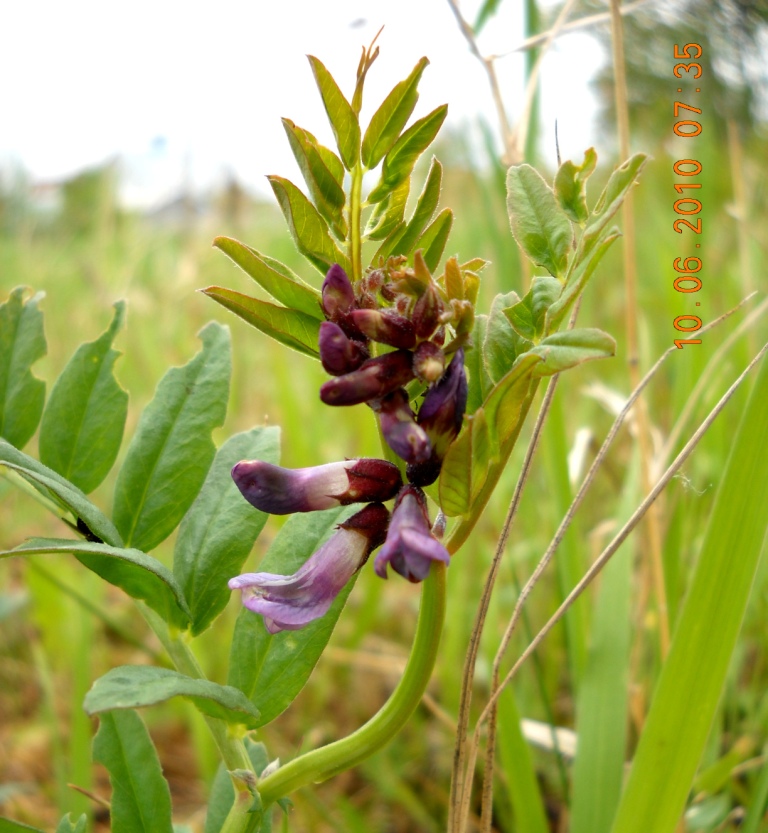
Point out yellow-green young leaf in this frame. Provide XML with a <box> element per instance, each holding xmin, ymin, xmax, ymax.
<box><xmin>610</xmin><ymin>351</ymin><xmax>768</xmax><ymax>833</ymax></box>
<box><xmin>547</xmin><ymin>232</ymin><xmax>620</xmax><ymax>331</ymax></box>
<box><xmin>268</xmin><ymin>175</ymin><xmax>351</xmax><ymax>275</ymax></box>
<box><xmin>361</xmin><ymin>57</ymin><xmax>428</xmax><ymax>169</ymax></box>
<box><xmin>173</xmin><ymin>427</ymin><xmax>280</xmax><ymax>636</ymax></box>
<box><xmin>213</xmin><ymin>236</ymin><xmax>323</xmax><ymax>319</ymax></box>
<box><xmin>506</xmin><ymin>164</ymin><xmax>573</xmax><ymax>280</ymax></box>
<box><xmin>368</xmin><ymin>105</ymin><xmax>448</xmax><ymax>203</ymax></box>
<box><xmin>2</xmin><ymin>538</ymin><xmax>191</xmax><ymax>630</ymax></box>
<box><xmin>387</xmin><ymin>157</ymin><xmax>443</xmax><ymax>258</ymax></box>
<box><xmin>365</xmin><ymin>178</ymin><xmax>410</xmax><ymax>241</ymax></box>
<box><xmin>93</xmin><ymin>709</ymin><xmax>173</xmax><ymax>833</ymax></box>
<box><xmin>307</xmin><ymin>55</ymin><xmax>360</xmax><ymax>170</ymax></box>
<box><xmin>39</xmin><ymin>301</ymin><xmax>128</xmax><ymax>493</ymax></box>
<box><xmin>528</xmin><ymin>328</ymin><xmax>616</xmax><ymax>377</ymax></box>
<box><xmin>0</xmin><ymin>287</ymin><xmax>46</xmax><ymax>450</ymax></box>
<box><xmin>484</xmin><ymin>290</ymin><xmax>530</xmax><ymax>384</ymax></box>
<box><xmin>465</xmin><ymin>315</ymin><xmax>493</xmax><ymax>414</ymax></box>
<box><xmin>112</xmin><ymin>323</ymin><xmax>230</xmax><ymax>552</ymax></box>
<box><xmin>202</xmin><ymin>287</ymin><xmax>320</xmax><ymax>359</ymax></box>
<box><xmin>228</xmin><ymin>506</ymin><xmax>358</xmax><ymax>725</ymax></box>
<box><xmin>0</xmin><ymin>440</ymin><xmax>123</xmax><ymax>546</ymax></box>
<box><xmin>281</xmin><ymin>118</ymin><xmax>347</xmax><ymax>236</ymax></box>
<box><xmin>86</xmin><ymin>666</ymin><xmax>261</xmax><ymax>728</ymax></box>
<box><xmin>593</xmin><ymin>153</ymin><xmax>647</xmax><ymax>218</ymax></box>
<box><xmin>415</xmin><ymin>207</ymin><xmax>453</xmax><ymax>273</ymax></box>
<box><xmin>554</xmin><ymin>147</ymin><xmax>598</xmax><ymax>224</ymax></box>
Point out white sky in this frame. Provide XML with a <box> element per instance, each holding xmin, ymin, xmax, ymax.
<box><xmin>1</xmin><ymin>0</ymin><xmax>605</xmax><ymax>206</ymax></box>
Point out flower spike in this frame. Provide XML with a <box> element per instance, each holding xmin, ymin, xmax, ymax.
<box><xmin>232</xmin><ymin>458</ymin><xmax>402</xmax><ymax>514</ymax></box>
<box><xmin>230</xmin><ymin>503</ymin><xmax>390</xmax><ymax>633</ymax></box>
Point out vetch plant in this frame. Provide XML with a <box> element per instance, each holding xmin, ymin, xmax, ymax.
<box><xmin>0</xmin><ymin>38</ymin><xmax>651</xmax><ymax>832</ymax></box>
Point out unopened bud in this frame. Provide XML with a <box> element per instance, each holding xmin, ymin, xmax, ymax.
<box><xmin>320</xmin><ymin>350</ymin><xmax>414</xmax><ymax>406</ymax></box>
<box><xmin>322</xmin><ymin>264</ymin><xmax>355</xmax><ymax>321</ymax></box>
<box><xmin>413</xmin><ymin>341</ymin><xmax>446</xmax><ymax>384</ymax></box>
<box><xmin>373</xmin><ymin>389</ymin><xmax>431</xmax><ymax>464</ymax></box>
<box><xmin>412</xmin><ymin>283</ymin><xmax>443</xmax><ymax>339</ymax></box>
<box><xmin>319</xmin><ymin>322</ymin><xmax>369</xmax><ymax>376</ymax></box>
<box><xmin>350</xmin><ymin>309</ymin><xmax>416</xmax><ymax>349</ymax></box>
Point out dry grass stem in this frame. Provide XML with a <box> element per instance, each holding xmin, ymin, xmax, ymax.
<box><xmin>477</xmin><ymin>340</ymin><xmax>768</xmax><ymax>727</ymax></box>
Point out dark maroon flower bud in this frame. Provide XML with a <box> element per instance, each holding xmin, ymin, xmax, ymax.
<box><xmin>380</xmin><ymin>283</ymin><xmax>399</xmax><ymax>302</ymax></box>
<box><xmin>319</xmin><ymin>321</ymin><xmax>369</xmax><ymax>376</ymax></box>
<box><xmin>407</xmin><ymin>349</ymin><xmax>468</xmax><ymax>487</ymax></box>
<box><xmin>231</xmin><ymin>458</ymin><xmax>402</xmax><ymax>514</ymax></box>
<box><xmin>413</xmin><ymin>341</ymin><xmax>446</xmax><ymax>384</ymax></box>
<box><xmin>358</xmin><ymin>291</ymin><xmax>378</xmax><ymax>309</ymax></box>
<box><xmin>322</xmin><ymin>264</ymin><xmax>355</xmax><ymax>321</ymax></box>
<box><xmin>374</xmin><ymin>486</ymin><xmax>450</xmax><ymax>582</ymax></box>
<box><xmin>350</xmin><ymin>309</ymin><xmax>416</xmax><ymax>349</ymax></box>
<box><xmin>412</xmin><ymin>283</ymin><xmax>443</xmax><ymax>339</ymax></box>
<box><xmin>372</xmin><ymin>389</ymin><xmax>431</xmax><ymax>464</ymax></box>
<box><xmin>320</xmin><ymin>350</ymin><xmax>415</xmax><ymax>406</ymax></box>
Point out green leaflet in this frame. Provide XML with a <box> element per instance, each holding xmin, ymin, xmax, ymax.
<box><xmin>281</xmin><ymin>119</ymin><xmax>347</xmax><ymax>237</ymax></box>
<box><xmin>39</xmin><ymin>301</ymin><xmax>128</xmax><ymax>493</ymax></box>
<box><xmin>4</xmin><ymin>538</ymin><xmax>191</xmax><ymax>629</ymax></box>
<box><xmin>610</xmin><ymin>353</ymin><xmax>768</xmax><ymax>833</ymax></box>
<box><xmin>85</xmin><ymin>666</ymin><xmax>261</xmax><ymax>728</ymax></box>
<box><xmin>382</xmin><ymin>157</ymin><xmax>443</xmax><ymax>259</ymax></box>
<box><xmin>0</xmin><ymin>287</ymin><xmax>46</xmax><ymax>450</ymax></box>
<box><xmin>228</xmin><ymin>506</ymin><xmax>357</xmax><ymax>726</ymax></box>
<box><xmin>307</xmin><ymin>55</ymin><xmax>360</xmax><ymax>171</ymax></box>
<box><xmin>0</xmin><ymin>820</ymin><xmax>46</xmax><ymax>832</ymax></box>
<box><xmin>439</xmin><ymin>354</ymin><xmax>541</xmax><ymax>516</ymax></box>
<box><xmin>368</xmin><ymin>105</ymin><xmax>448</xmax><ymax>203</ymax></box>
<box><xmin>174</xmin><ymin>427</ymin><xmax>280</xmax><ymax>635</ymax></box>
<box><xmin>483</xmin><ymin>290</ymin><xmax>529</xmax><ymax>384</ymax></box>
<box><xmin>506</xmin><ymin>164</ymin><xmax>573</xmax><ymax>280</ymax></box>
<box><xmin>202</xmin><ymin>287</ymin><xmax>321</xmax><ymax>359</ymax></box>
<box><xmin>362</xmin><ymin>57</ymin><xmax>428</xmax><ymax>169</ymax></box>
<box><xmin>268</xmin><ymin>175</ymin><xmax>351</xmax><ymax>275</ymax></box>
<box><xmin>54</xmin><ymin>816</ymin><xmax>87</xmax><ymax>833</ymax></box>
<box><xmin>528</xmin><ymin>328</ymin><xmax>616</xmax><ymax>377</ymax></box>
<box><xmin>366</xmin><ymin>178</ymin><xmax>410</xmax><ymax>242</ymax></box>
<box><xmin>0</xmin><ymin>440</ymin><xmax>122</xmax><ymax>546</ymax></box>
<box><xmin>414</xmin><ymin>207</ymin><xmax>453</xmax><ymax>273</ymax></box>
<box><xmin>465</xmin><ymin>314</ymin><xmax>493</xmax><ymax>415</ymax></box>
<box><xmin>503</xmin><ymin>276</ymin><xmax>562</xmax><ymax>341</ymax></box>
<box><xmin>213</xmin><ymin>237</ymin><xmax>323</xmax><ymax>320</ymax></box>
<box><xmin>93</xmin><ymin>709</ymin><xmax>174</xmax><ymax>833</ymax></box>
<box><xmin>112</xmin><ymin>322</ymin><xmax>230</xmax><ymax>552</ymax></box>
<box><xmin>554</xmin><ymin>147</ymin><xmax>597</xmax><ymax>224</ymax></box>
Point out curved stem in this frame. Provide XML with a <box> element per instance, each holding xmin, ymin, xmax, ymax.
<box><xmin>257</xmin><ymin>560</ymin><xmax>447</xmax><ymax>805</ymax></box>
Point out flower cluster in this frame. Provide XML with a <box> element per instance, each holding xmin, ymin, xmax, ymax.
<box><xmin>229</xmin><ymin>257</ymin><xmax>468</xmax><ymax>634</ymax></box>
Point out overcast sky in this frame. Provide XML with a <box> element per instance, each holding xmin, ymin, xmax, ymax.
<box><xmin>1</xmin><ymin>0</ymin><xmax>604</xmax><ymax>205</ymax></box>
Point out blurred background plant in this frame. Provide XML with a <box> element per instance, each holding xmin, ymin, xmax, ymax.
<box><xmin>1</xmin><ymin>0</ymin><xmax>767</xmax><ymax>831</ymax></box>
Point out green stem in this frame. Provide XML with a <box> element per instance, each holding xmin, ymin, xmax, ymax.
<box><xmin>349</xmin><ymin>164</ymin><xmax>364</xmax><ymax>282</ymax></box>
<box><xmin>257</xmin><ymin>561</ymin><xmax>447</xmax><ymax>806</ymax></box>
<box><xmin>139</xmin><ymin>606</ymin><xmax>254</xmax><ymax>777</ymax></box>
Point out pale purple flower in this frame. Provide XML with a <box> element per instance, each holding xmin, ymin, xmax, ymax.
<box><xmin>231</xmin><ymin>458</ymin><xmax>402</xmax><ymax>514</ymax></box>
<box><xmin>374</xmin><ymin>486</ymin><xmax>450</xmax><ymax>582</ymax></box>
<box><xmin>229</xmin><ymin>503</ymin><xmax>389</xmax><ymax>633</ymax></box>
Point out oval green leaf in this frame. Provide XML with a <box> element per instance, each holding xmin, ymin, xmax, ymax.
<box><xmin>174</xmin><ymin>426</ymin><xmax>280</xmax><ymax>636</ymax></box>
<box><xmin>0</xmin><ymin>287</ymin><xmax>46</xmax><ymax>450</ymax></box>
<box><xmin>202</xmin><ymin>287</ymin><xmax>320</xmax><ymax>359</ymax></box>
<box><xmin>93</xmin><ymin>709</ymin><xmax>174</xmax><ymax>833</ymax></box>
<box><xmin>213</xmin><ymin>237</ymin><xmax>323</xmax><ymax>320</ymax></box>
<box><xmin>529</xmin><ymin>328</ymin><xmax>616</xmax><ymax>377</ymax></box>
<box><xmin>112</xmin><ymin>322</ymin><xmax>230</xmax><ymax>552</ymax></box>
<box><xmin>39</xmin><ymin>301</ymin><xmax>128</xmax><ymax>493</ymax></box>
<box><xmin>86</xmin><ymin>666</ymin><xmax>261</xmax><ymax>728</ymax></box>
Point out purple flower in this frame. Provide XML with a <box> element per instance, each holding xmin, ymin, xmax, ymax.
<box><xmin>230</xmin><ymin>503</ymin><xmax>390</xmax><ymax>633</ymax></box>
<box><xmin>320</xmin><ymin>350</ymin><xmax>414</xmax><ymax>406</ymax></box>
<box><xmin>319</xmin><ymin>321</ymin><xmax>369</xmax><ymax>376</ymax></box>
<box><xmin>372</xmin><ymin>389</ymin><xmax>431</xmax><ymax>464</ymax></box>
<box><xmin>231</xmin><ymin>458</ymin><xmax>402</xmax><ymax>514</ymax></box>
<box><xmin>407</xmin><ymin>349</ymin><xmax>468</xmax><ymax>487</ymax></box>
<box><xmin>374</xmin><ymin>486</ymin><xmax>450</xmax><ymax>582</ymax></box>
